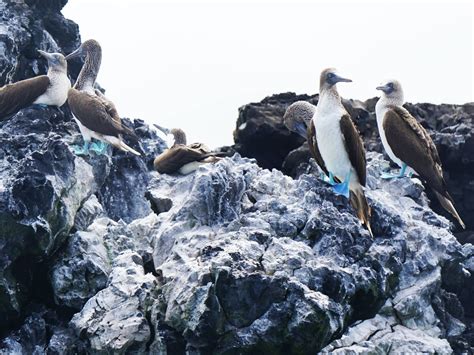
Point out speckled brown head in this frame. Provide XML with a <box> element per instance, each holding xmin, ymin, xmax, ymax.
<box><xmin>170</xmin><ymin>128</ymin><xmax>187</xmax><ymax>145</ymax></box>
<box><xmin>319</xmin><ymin>68</ymin><xmax>352</xmax><ymax>92</ymax></box>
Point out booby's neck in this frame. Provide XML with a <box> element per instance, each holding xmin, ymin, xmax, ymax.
<box><xmin>376</xmin><ymin>93</ymin><xmax>404</xmax><ymax>110</ymax></box>
<box><xmin>47</xmin><ymin>66</ymin><xmax>67</xmax><ymax>76</ymax></box>
<box><xmin>74</xmin><ymin>49</ymin><xmax>102</xmax><ymax>92</ymax></box>
<box><xmin>318</xmin><ymin>86</ymin><xmax>343</xmax><ymax>112</ymax></box>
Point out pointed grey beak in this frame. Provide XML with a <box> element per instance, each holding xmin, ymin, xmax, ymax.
<box><xmin>65</xmin><ymin>46</ymin><xmax>83</xmax><ymax>60</ymax></box>
<box><xmin>376</xmin><ymin>85</ymin><xmax>391</xmax><ymax>94</ymax></box>
<box><xmin>334</xmin><ymin>74</ymin><xmax>352</xmax><ymax>83</ymax></box>
<box><xmin>38</xmin><ymin>50</ymin><xmax>54</xmax><ymax>60</ymax></box>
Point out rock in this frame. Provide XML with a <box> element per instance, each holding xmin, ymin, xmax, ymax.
<box><xmin>0</xmin><ymin>1</ymin><xmax>473</xmax><ymax>353</ymax></box>
<box><xmin>70</xmin><ymin>251</ymin><xmax>158</xmax><ymax>353</ymax></box>
<box><xmin>234</xmin><ymin>92</ymin><xmax>474</xmax><ymax>239</ymax></box>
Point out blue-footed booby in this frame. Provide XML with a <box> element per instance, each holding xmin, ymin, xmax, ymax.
<box><xmin>283</xmin><ymin>101</ymin><xmax>337</xmax><ymax>183</ymax></box>
<box><xmin>376</xmin><ymin>80</ymin><xmax>465</xmax><ymax>229</ymax></box>
<box><xmin>65</xmin><ymin>39</ymin><xmax>140</xmax><ymax>156</ymax></box>
<box><xmin>312</xmin><ymin>68</ymin><xmax>372</xmax><ymax>236</ymax></box>
<box><xmin>153</xmin><ymin>128</ymin><xmax>228</xmax><ymax>174</ymax></box>
<box><xmin>0</xmin><ymin>50</ymin><xmax>70</xmax><ymax>119</ymax></box>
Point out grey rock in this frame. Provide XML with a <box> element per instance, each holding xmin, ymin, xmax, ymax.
<box><xmin>70</xmin><ymin>251</ymin><xmax>158</xmax><ymax>353</ymax></box>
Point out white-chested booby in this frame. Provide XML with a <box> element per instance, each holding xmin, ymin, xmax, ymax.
<box><xmin>312</xmin><ymin>68</ymin><xmax>372</xmax><ymax>236</ymax></box>
<box><xmin>283</xmin><ymin>100</ymin><xmax>335</xmax><ymax>182</ymax></box>
<box><xmin>65</xmin><ymin>39</ymin><xmax>140</xmax><ymax>156</ymax></box>
<box><xmin>153</xmin><ymin>128</ymin><xmax>227</xmax><ymax>174</ymax></box>
<box><xmin>0</xmin><ymin>50</ymin><xmax>70</xmax><ymax>119</ymax></box>
<box><xmin>376</xmin><ymin>80</ymin><xmax>465</xmax><ymax>229</ymax></box>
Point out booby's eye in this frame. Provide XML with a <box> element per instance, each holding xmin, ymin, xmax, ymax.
<box><xmin>327</xmin><ymin>73</ymin><xmax>335</xmax><ymax>80</ymax></box>
<box><xmin>388</xmin><ymin>82</ymin><xmax>394</xmax><ymax>89</ymax></box>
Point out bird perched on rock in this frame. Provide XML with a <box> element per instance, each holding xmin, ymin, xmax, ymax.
<box><xmin>376</xmin><ymin>80</ymin><xmax>465</xmax><ymax>229</ymax></box>
<box><xmin>65</xmin><ymin>39</ymin><xmax>140</xmax><ymax>156</ymax></box>
<box><xmin>0</xmin><ymin>50</ymin><xmax>70</xmax><ymax>120</ymax></box>
<box><xmin>311</xmin><ymin>68</ymin><xmax>372</xmax><ymax>237</ymax></box>
<box><xmin>153</xmin><ymin>128</ymin><xmax>227</xmax><ymax>174</ymax></box>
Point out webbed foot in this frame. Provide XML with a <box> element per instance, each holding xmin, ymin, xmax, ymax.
<box><xmin>72</xmin><ymin>141</ymin><xmax>90</xmax><ymax>156</ymax></box>
<box><xmin>331</xmin><ymin>171</ymin><xmax>351</xmax><ymax>198</ymax></box>
<box><xmin>381</xmin><ymin>163</ymin><xmax>409</xmax><ymax>180</ymax></box>
<box><xmin>90</xmin><ymin>141</ymin><xmax>109</xmax><ymax>154</ymax></box>
<box><xmin>32</xmin><ymin>103</ymin><xmax>49</xmax><ymax>109</ymax></box>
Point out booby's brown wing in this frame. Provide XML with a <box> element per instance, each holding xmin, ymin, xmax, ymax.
<box><xmin>383</xmin><ymin>106</ymin><xmax>445</xmax><ymax>193</ymax></box>
<box><xmin>340</xmin><ymin>114</ymin><xmax>366</xmax><ymax>186</ymax></box>
<box><xmin>92</xmin><ymin>89</ymin><xmax>138</xmax><ymax>139</ymax></box>
<box><xmin>68</xmin><ymin>88</ymin><xmax>126</xmax><ymax>137</ymax></box>
<box><xmin>0</xmin><ymin>76</ymin><xmax>50</xmax><ymax>119</ymax></box>
<box><xmin>308</xmin><ymin>119</ymin><xmax>331</xmax><ymax>177</ymax></box>
<box><xmin>153</xmin><ymin>145</ymin><xmax>211</xmax><ymax>174</ymax></box>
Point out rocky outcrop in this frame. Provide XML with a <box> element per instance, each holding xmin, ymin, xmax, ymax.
<box><xmin>1</xmin><ymin>1</ymin><xmax>474</xmax><ymax>353</ymax></box>
<box><xmin>234</xmin><ymin>93</ymin><xmax>474</xmax><ymax>240</ymax></box>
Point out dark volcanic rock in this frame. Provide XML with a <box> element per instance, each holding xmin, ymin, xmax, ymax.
<box><xmin>234</xmin><ymin>92</ymin><xmax>474</xmax><ymax>238</ymax></box>
<box><xmin>0</xmin><ymin>1</ymin><xmax>474</xmax><ymax>354</ymax></box>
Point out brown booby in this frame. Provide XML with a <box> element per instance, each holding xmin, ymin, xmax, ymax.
<box><xmin>65</xmin><ymin>39</ymin><xmax>140</xmax><ymax>156</ymax></box>
<box><xmin>312</xmin><ymin>68</ymin><xmax>372</xmax><ymax>236</ymax></box>
<box><xmin>0</xmin><ymin>50</ymin><xmax>70</xmax><ymax>119</ymax></box>
<box><xmin>376</xmin><ymin>80</ymin><xmax>465</xmax><ymax>229</ymax></box>
<box><xmin>153</xmin><ymin>128</ymin><xmax>226</xmax><ymax>174</ymax></box>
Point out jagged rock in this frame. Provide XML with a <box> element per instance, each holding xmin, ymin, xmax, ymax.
<box><xmin>234</xmin><ymin>92</ymin><xmax>474</xmax><ymax>238</ymax></box>
<box><xmin>1</xmin><ymin>0</ymin><xmax>473</xmax><ymax>353</ymax></box>
<box><xmin>70</xmin><ymin>251</ymin><xmax>158</xmax><ymax>353</ymax></box>
<box><xmin>0</xmin><ymin>0</ymin><xmax>81</xmax><ymax>88</ymax></box>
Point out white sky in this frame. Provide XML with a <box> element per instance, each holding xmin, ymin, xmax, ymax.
<box><xmin>62</xmin><ymin>0</ymin><xmax>473</xmax><ymax>148</ymax></box>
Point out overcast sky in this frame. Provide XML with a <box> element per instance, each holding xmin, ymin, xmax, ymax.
<box><xmin>62</xmin><ymin>0</ymin><xmax>473</xmax><ymax>148</ymax></box>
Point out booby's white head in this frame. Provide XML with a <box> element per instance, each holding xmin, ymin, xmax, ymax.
<box><xmin>38</xmin><ymin>50</ymin><xmax>67</xmax><ymax>73</ymax></box>
<box><xmin>376</xmin><ymin>79</ymin><xmax>404</xmax><ymax>106</ymax></box>
<box><xmin>319</xmin><ymin>68</ymin><xmax>352</xmax><ymax>93</ymax></box>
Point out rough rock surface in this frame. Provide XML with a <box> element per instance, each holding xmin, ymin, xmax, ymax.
<box><xmin>0</xmin><ymin>1</ymin><xmax>474</xmax><ymax>354</ymax></box>
<box><xmin>234</xmin><ymin>93</ymin><xmax>474</xmax><ymax>241</ymax></box>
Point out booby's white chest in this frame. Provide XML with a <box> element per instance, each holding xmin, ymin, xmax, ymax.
<box><xmin>313</xmin><ymin>99</ymin><xmax>353</xmax><ymax>181</ymax></box>
<box><xmin>375</xmin><ymin>100</ymin><xmax>404</xmax><ymax>168</ymax></box>
<box><xmin>34</xmin><ymin>72</ymin><xmax>71</xmax><ymax>107</ymax></box>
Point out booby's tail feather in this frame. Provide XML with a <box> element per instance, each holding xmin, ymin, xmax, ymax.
<box><xmin>349</xmin><ymin>186</ymin><xmax>373</xmax><ymax>238</ymax></box>
<box><xmin>434</xmin><ymin>191</ymin><xmax>465</xmax><ymax>229</ymax></box>
<box><xmin>121</xmin><ymin>125</ymin><xmax>139</xmax><ymax>140</ymax></box>
<box><xmin>113</xmin><ymin>140</ymin><xmax>141</xmax><ymax>156</ymax></box>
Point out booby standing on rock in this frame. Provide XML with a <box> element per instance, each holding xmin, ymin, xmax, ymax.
<box><xmin>153</xmin><ymin>128</ymin><xmax>227</xmax><ymax>175</ymax></box>
<box><xmin>312</xmin><ymin>68</ymin><xmax>372</xmax><ymax>236</ymax></box>
<box><xmin>375</xmin><ymin>80</ymin><xmax>465</xmax><ymax>229</ymax></box>
<box><xmin>0</xmin><ymin>50</ymin><xmax>70</xmax><ymax>119</ymax></box>
<box><xmin>65</xmin><ymin>39</ymin><xmax>140</xmax><ymax>156</ymax></box>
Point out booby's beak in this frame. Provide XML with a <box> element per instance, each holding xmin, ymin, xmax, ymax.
<box><xmin>65</xmin><ymin>46</ymin><xmax>83</xmax><ymax>60</ymax></box>
<box><xmin>37</xmin><ymin>50</ymin><xmax>54</xmax><ymax>61</ymax></box>
<box><xmin>376</xmin><ymin>85</ymin><xmax>390</xmax><ymax>93</ymax></box>
<box><xmin>333</xmin><ymin>74</ymin><xmax>352</xmax><ymax>83</ymax></box>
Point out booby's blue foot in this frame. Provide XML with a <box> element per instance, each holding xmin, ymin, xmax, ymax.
<box><xmin>332</xmin><ymin>171</ymin><xmax>351</xmax><ymax>199</ymax></box>
<box><xmin>72</xmin><ymin>141</ymin><xmax>90</xmax><ymax>156</ymax></box>
<box><xmin>381</xmin><ymin>163</ymin><xmax>408</xmax><ymax>180</ymax></box>
<box><xmin>90</xmin><ymin>141</ymin><xmax>109</xmax><ymax>154</ymax></box>
<box><xmin>321</xmin><ymin>172</ymin><xmax>337</xmax><ymax>185</ymax></box>
<box><xmin>33</xmin><ymin>103</ymin><xmax>49</xmax><ymax>108</ymax></box>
